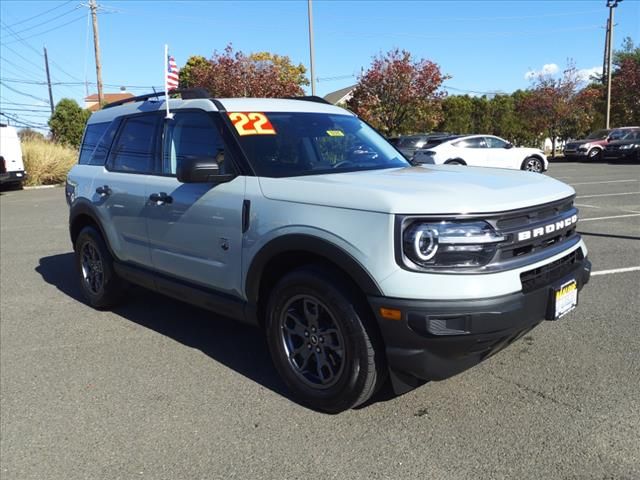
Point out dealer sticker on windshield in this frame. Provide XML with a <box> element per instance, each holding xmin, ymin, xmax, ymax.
<box><xmin>228</xmin><ymin>112</ymin><xmax>276</xmax><ymax>136</ymax></box>
<box><xmin>553</xmin><ymin>279</ymin><xmax>578</xmax><ymax>319</ymax></box>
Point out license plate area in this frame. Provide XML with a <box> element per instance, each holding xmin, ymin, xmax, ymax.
<box><xmin>546</xmin><ymin>279</ymin><xmax>578</xmax><ymax>320</ymax></box>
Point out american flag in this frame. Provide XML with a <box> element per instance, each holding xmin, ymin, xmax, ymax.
<box><xmin>166</xmin><ymin>55</ymin><xmax>179</xmax><ymax>90</ymax></box>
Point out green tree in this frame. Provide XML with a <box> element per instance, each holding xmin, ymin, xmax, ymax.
<box><xmin>439</xmin><ymin>95</ymin><xmax>474</xmax><ymax>134</ymax></box>
<box><xmin>178</xmin><ymin>55</ymin><xmax>209</xmax><ymax>89</ymax></box>
<box><xmin>48</xmin><ymin>99</ymin><xmax>90</xmax><ymax>148</ymax></box>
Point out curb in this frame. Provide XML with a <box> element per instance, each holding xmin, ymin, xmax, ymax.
<box><xmin>23</xmin><ymin>184</ymin><xmax>63</xmax><ymax>190</ymax></box>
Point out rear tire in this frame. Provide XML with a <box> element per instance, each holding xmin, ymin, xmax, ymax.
<box><xmin>265</xmin><ymin>265</ymin><xmax>385</xmax><ymax>413</ymax></box>
<box><xmin>74</xmin><ymin>226</ymin><xmax>125</xmax><ymax>309</ymax></box>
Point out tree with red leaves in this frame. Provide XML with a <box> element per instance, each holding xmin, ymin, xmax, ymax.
<box><xmin>517</xmin><ymin>63</ymin><xmax>599</xmax><ymax>157</ymax></box>
<box><xmin>347</xmin><ymin>49</ymin><xmax>447</xmax><ymax>136</ymax></box>
<box><xmin>180</xmin><ymin>45</ymin><xmax>308</xmax><ymax>98</ymax></box>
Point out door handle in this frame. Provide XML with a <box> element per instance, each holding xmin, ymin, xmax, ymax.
<box><xmin>149</xmin><ymin>192</ymin><xmax>173</xmax><ymax>205</ymax></box>
<box><xmin>95</xmin><ymin>185</ymin><xmax>111</xmax><ymax>196</ymax></box>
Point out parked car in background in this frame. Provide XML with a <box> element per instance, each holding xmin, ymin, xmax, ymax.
<box><xmin>0</xmin><ymin>124</ymin><xmax>26</xmax><ymax>188</ymax></box>
<box><xmin>413</xmin><ymin>134</ymin><xmax>548</xmax><ymax>172</ymax></box>
<box><xmin>602</xmin><ymin>129</ymin><xmax>640</xmax><ymax>163</ymax></box>
<box><xmin>563</xmin><ymin>127</ymin><xmax>639</xmax><ymax>161</ymax></box>
<box><xmin>395</xmin><ymin>132</ymin><xmax>453</xmax><ymax>159</ymax></box>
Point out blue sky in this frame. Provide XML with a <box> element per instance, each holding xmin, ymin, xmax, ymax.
<box><xmin>1</xmin><ymin>0</ymin><xmax>639</xmax><ymax>130</ymax></box>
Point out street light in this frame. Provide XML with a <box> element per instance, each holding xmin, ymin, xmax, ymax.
<box><xmin>605</xmin><ymin>0</ymin><xmax>622</xmax><ymax>128</ymax></box>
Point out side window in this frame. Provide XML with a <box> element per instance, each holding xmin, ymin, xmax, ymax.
<box><xmin>162</xmin><ymin>111</ymin><xmax>230</xmax><ymax>175</ymax></box>
<box><xmin>454</xmin><ymin>137</ymin><xmax>487</xmax><ymax>148</ymax></box>
<box><xmin>108</xmin><ymin>114</ymin><xmax>161</xmax><ymax>173</ymax></box>
<box><xmin>78</xmin><ymin>123</ymin><xmax>109</xmax><ymax>164</ymax></box>
<box><xmin>85</xmin><ymin>119</ymin><xmax>120</xmax><ymax>166</ymax></box>
<box><xmin>485</xmin><ymin>137</ymin><xmax>507</xmax><ymax>148</ymax></box>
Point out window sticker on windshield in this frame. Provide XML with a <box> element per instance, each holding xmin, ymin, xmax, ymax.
<box><xmin>326</xmin><ymin>130</ymin><xmax>344</xmax><ymax>137</ymax></box>
<box><xmin>228</xmin><ymin>112</ymin><xmax>276</xmax><ymax>136</ymax></box>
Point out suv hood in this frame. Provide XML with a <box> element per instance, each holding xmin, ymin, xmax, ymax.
<box><xmin>258</xmin><ymin>165</ymin><xmax>574</xmax><ymax>214</ymax></box>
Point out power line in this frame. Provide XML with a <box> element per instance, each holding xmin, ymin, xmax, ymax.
<box><xmin>0</xmin><ymin>112</ymin><xmax>49</xmax><ymax>129</ymax></box>
<box><xmin>1</xmin><ymin>7</ymin><xmax>81</xmax><ymax>38</ymax></box>
<box><xmin>2</xmin><ymin>13</ymin><xmax>87</xmax><ymax>44</ymax></box>
<box><xmin>0</xmin><ymin>81</ymin><xmax>49</xmax><ymax>103</ymax></box>
<box><xmin>0</xmin><ymin>107</ymin><xmax>52</xmax><ymax>113</ymax></box>
<box><xmin>2</xmin><ymin>1</ymin><xmax>73</xmax><ymax>28</ymax></box>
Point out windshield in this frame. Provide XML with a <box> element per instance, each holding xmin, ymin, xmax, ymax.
<box><xmin>228</xmin><ymin>112</ymin><xmax>408</xmax><ymax>177</ymax></box>
<box><xmin>586</xmin><ymin>129</ymin><xmax>610</xmax><ymax>140</ymax></box>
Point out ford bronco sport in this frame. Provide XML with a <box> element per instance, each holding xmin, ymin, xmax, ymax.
<box><xmin>66</xmin><ymin>90</ymin><xmax>591</xmax><ymax>413</ymax></box>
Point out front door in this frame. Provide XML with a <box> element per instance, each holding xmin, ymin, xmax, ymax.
<box><xmin>145</xmin><ymin>110</ymin><xmax>245</xmax><ymax>297</ymax></box>
<box><xmin>484</xmin><ymin>136</ymin><xmax>513</xmax><ymax>168</ymax></box>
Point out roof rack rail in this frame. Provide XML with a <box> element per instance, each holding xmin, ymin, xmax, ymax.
<box><xmin>285</xmin><ymin>95</ymin><xmax>331</xmax><ymax>105</ymax></box>
<box><xmin>103</xmin><ymin>88</ymin><xmax>210</xmax><ymax>109</ymax></box>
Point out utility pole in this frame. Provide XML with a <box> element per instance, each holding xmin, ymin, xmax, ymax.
<box><xmin>307</xmin><ymin>0</ymin><xmax>316</xmax><ymax>96</ymax></box>
<box><xmin>43</xmin><ymin>47</ymin><xmax>54</xmax><ymax>115</ymax></box>
<box><xmin>602</xmin><ymin>18</ymin><xmax>610</xmax><ymax>85</ymax></box>
<box><xmin>605</xmin><ymin>0</ymin><xmax>622</xmax><ymax>129</ymax></box>
<box><xmin>89</xmin><ymin>0</ymin><xmax>104</xmax><ymax>106</ymax></box>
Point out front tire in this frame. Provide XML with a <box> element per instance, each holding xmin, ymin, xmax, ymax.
<box><xmin>74</xmin><ymin>226</ymin><xmax>125</xmax><ymax>309</ymax></box>
<box><xmin>265</xmin><ymin>266</ymin><xmax>385</xmax><ymax>413</ymax></box>
<box><xmin>588</xmin><ymin>148</ymin><xmax>602</xmax><ymax>161</ymax></box>
<box><xmin>522</xmin><ymin>156</ymin><xmax>543</xmax><ymax>173</ymax></box>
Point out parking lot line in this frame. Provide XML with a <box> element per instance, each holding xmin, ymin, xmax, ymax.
<box><xmin>577</xmin><ymin>192</ymin><xmax>640</xmax><ymax>199</ymax></box>
<box><xmin>591</xmin><ymin>266</ymin><xmax>640</xmax><ymax>276</ymax></box>
<box><xmin>570</xmin><ymin>179</ymin><xmax>639</xmax><ymax>186</ymax></box>
<box><xmin>575</xmin><ymin>203</ymin><xmax>601</xmax><ymax>209</ymax></box>
<box><xmin>580</xmin><ymin>213</ymin><xmax>640</xmax><ymax>222</ymax></box>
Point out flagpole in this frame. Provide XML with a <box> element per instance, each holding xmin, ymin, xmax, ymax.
<box><xmin>164</xmin><ymin>44</ymin><xmax>173</xmax><ymax>119</ymax></box>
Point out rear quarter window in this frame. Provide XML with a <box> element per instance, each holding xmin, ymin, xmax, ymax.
<box><xmin>78</xmin><ymin>121</ymin><xmax>122</xmax><ymax>166</ymax></box>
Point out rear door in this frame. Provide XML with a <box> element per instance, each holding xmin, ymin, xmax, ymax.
<box><xmin>452</xmin><ymin>137</ymin><xmax>487</xmax><ymax>165</ymax></box>
<box><xmin>98</xmin><ymin>113</ymin><xmax>162</xmax><ymax>267</ymax></box>
<box><xmin>144</xmin><ymin>110</ymin><xmax>245</xmax><ymax>297</ymax></box>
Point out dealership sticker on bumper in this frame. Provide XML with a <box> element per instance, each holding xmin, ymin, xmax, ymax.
<box><xmin>553</xmin><ymin>279</ymin><xmax>578</xmax><ymax>319</ymax></box>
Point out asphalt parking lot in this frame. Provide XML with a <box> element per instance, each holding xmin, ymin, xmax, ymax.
<box><xmin>1</xmin><ymin>161</ymin><xmax>639</xmax><ymax>480</ymax></box>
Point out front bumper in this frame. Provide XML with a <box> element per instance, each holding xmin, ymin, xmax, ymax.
<box><xmin>0</xmin><ymin>170</ymin><xmax>26</xmax><ymax>184</ymax></box>
<box><xmin>368</xmin><ymin>255</ymin><xmax>591</xmax><ymax>393</ymax></box>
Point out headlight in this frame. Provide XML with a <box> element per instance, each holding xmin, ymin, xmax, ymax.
<box><xmin>402</xmin><ymin>220</ymin><xmax>505</xmax><ymax>270</ymax></box>
<box><xmin>620</xmin><ymin>143</ymin><xmax>640</xmax><ymax>150</ymax></box>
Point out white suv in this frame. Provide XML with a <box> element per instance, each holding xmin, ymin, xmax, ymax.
<box><xmin>413</xmin><ymin>134</ymin><xmax>548</xmax><ymax>173</ymax></box>
<box><xmin>66</xmin><ymin>91</ymin><xmax>589</xmax><ymax>412</ymax></box>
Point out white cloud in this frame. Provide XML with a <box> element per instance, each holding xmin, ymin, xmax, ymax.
<box><xmin>576</xmin><ymin>66</ymin><xmax>602</xmax><ymax>83</ymax></box>
<box><xmin>524</xmin><ymin>63</ymin><xmax>559</xmax><ymax>80</ymax></box>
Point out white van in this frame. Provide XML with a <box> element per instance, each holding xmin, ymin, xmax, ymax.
<box><xmin>0</xmin><ymin>124</ymin><xmax>27</xmax><ymax>187</ymax></box>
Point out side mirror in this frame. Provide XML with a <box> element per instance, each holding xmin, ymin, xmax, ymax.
<box><xmin>504</xmin><ymin>142</ymin><xmax>513</xmax><ymax>149</ymax></box>
<box><xmin>176</xmin><ymin>154</ymin><xmax>235</xmax><ymax>184</ymax></box>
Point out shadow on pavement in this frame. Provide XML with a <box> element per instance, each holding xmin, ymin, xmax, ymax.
<box><xmin>35</xmin><ymin>252</ymin><xmax>292</xmax><ymax>403</ymax></box>
<box><xmin>578</xmin><ymin>231</ymin><xmax>640</xmax><ymax>241</ymax></box>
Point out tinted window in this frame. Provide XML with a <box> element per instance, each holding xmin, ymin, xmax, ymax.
<box><xmin>485</xmin><ymin>137</ymin><xmax>508</xmax><ymax>148</ymax></box>
<box><xmin>397</xmin><ymin>136</ymin><xmax>426</xmax><ymax>148</ymax></box>
<box><xmin>162</xmin><ymin>111</ymin><xmax>231</xmax><ymax>175</ymax></box>
<box><xmin>84</xmin><ymin>120</ymin><xmax>120</xmax><ymax>166</ymax></box>
<box><xmin>230</xmin><ymin>112</ymin><xmax>407</xmax><ymax>178</ymax></box>
<box><xmin>109</xmin><ymin>115</ymin><xmax>160</xmax><ymax>173</ymax></box>
<box><xmin>78</xmin><ymin>123</ymin><xmax>109</xmax><ymax>164</ymax></box>
<box><xmin>454</xmin><ymin>137</ymin><xmax>487</xmax><ymax>148</ymax></box>
<box><xmin>586</xmin><ymin>129</ymin><xmax>610</xmax><ymax>140</ymax></box>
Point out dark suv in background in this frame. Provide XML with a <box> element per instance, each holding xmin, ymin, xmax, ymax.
<box><xmin>602</xmin><ymin>128</ymin><xmax>640</xmax><ymax>162</ymax></box>
<box><xmin>394</xmin><ymin>133</ymin><xmax>455</xmax><ymax>160</ymax></box>
<box><xmin>563</xmin><ymin>127</ymin><xmax>639</xmax><ymax>161</ymax></box>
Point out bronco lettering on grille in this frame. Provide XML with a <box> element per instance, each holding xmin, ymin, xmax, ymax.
<box><xmin>517</xmin><ymin>214</ymin><xmax>578</xmax><ymax>242</ymax></box>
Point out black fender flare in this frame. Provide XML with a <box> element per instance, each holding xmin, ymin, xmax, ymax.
<box><xmin>68</xmin><ymin>198</ymin><xmax>110</xmax><ymax>250</ymax></box>
<box><xmin>444</xmin><ymin>158</ymin><xmax>466</xmax><ymax>165</ymax></box>
<box><xmin>245</xmin><ymin>234</ymin><xmax>383</xmax><ymax>305</ymax></box>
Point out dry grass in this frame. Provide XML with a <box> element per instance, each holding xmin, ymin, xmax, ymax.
<box><xmin>21</xmin><ymin>140</ymin><xmax>78</xmax><ymax>186</ymax></box>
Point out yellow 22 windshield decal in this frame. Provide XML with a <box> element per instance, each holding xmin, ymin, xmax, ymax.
<box><xmin>228</xmin><ymin>112</ymin><xmax>277</xmax><ymax>136</ymax></box>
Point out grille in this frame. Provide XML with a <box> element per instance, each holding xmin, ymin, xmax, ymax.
<box><xmin>490</xmin><ymin>197</ymin><xmax>578</xmax><ymax>262</ymax></box>
<box><xmin>520</xmin><ymin>248</ymin><xmax>584</xmax><ymax>293</ymax></box>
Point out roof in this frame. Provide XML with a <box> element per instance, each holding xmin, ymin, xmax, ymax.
<box><xmin>88</xmin><ymin>97</ymin><xmax>353</xmax><ymax>124</ymax></box>
<box><xmin>323</xmin><ymin>85</ymin><xmax>356</xmax><ymax>105</ymax></box>
<box><xmin>84</xmin><ymin>92</ymin><xmax>134</xmax><ymax>112</ymax></box>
